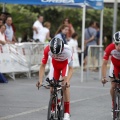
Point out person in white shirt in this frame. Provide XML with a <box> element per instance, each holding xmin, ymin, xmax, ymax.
<box><xmin>32</xmin><ymin>15</ymin><xmax>44</xmax><ymax>42</ymax></box>
<box><xmin>68</xmin><ymin>33</ymin><xmax>79</xmax><ymax>53</ymax></box>
<box><xmin>68</xmin><ymin>33</ymin><xmax>80</xmax><ymax>67</ymax></box>
<box><xmin>0</xmin><ymin>24</ymin><xmax>6</xmax><ymax>45</ymax></box>
<box><xmin>5</xmin><ymin>16</ymin><xmax>16</xmax><ymax>44</ymax></box>
<box><xmin>39</xmin><ymin>21</ymin><xmax>51</xmax><ymax>43</ymax></box>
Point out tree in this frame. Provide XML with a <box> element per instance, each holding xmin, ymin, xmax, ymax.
<box><xmin>0</xmin><ymin>4</ymin><xmax>118</xmax><ymax>46</ymax></box>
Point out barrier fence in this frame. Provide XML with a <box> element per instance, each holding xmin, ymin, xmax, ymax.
<box><xmin>0</xmin><ymin>42</ymin><xmax>80</xmax><ymax>80</ymax></box>
<box><xmin>0</xmin><ymin>43</ymin><xmax>45</xmax><ymax>80</ymax></box>
<box><xmin>86</xmin><ymin>45</ymin><xmax>103</xmax><ymax>81</ymax></box>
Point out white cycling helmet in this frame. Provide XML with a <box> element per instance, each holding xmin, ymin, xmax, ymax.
<box><xmin>113</xmin><ymin>31</ymin><xmax>120</xmax><ymax>44</ymax></box>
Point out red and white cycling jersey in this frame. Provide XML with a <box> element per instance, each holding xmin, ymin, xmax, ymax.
<box><xmin>103</xmin><ymin>43</ymin><xmax>120</xmax><ymax>77</ymax></box>
<box><xmin>104</xmin><ymin>43</ymin><xmax>120</xmax><ymax>60</ymax></box>
<box><xmin>42</xmin><ymin>44</ymin><xmax>73</xmax><ymax>66</ymax></box>
<box><xmin>42</xmin><ymin>44</ymin><xmax>73</xmax><ymax>80</ymax></box>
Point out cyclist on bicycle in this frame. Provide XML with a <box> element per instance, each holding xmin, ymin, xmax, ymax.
<box><xmin>101</xmin><ymin>31</ymin><xmax>120</xmax><ymax>113</ymax></box>
<box><xmin>36</xmin><ymin>37</ymin><xmax>73</xmax><ymax>120</ymax></box>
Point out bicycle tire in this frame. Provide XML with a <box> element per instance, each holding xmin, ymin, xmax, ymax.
<box><xmin>59</xmin><ymin>90</ymin><xmax>64</xmax><ymax>120</ymax></box>
<box><xmin>117</xmin><ymin>94</ymin><xmax>120</xmax><ymax>120</ymax></box>
<box><xmin>113</xmin><ymin>91</ymin><xmax>119</xmax><ymax>120</ymax></box>
<box><xmin>47</xmin><ymin>96</ymin><xmax>55</xmax><ymax>120</ymax></box>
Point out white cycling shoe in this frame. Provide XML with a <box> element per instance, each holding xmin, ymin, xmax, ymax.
<box><xmin>63</xmin><ymin>113</ymin><xmax>70</xmax><ymax>120</ymax></box>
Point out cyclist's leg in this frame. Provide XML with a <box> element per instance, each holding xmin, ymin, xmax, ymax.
<box><xmin>110</xmin><ymin>78</ymin><xmax>116</xmax><ymax>109</ymax></box>
<box><xmin>62</xmin><ymin>63</ymin><xmax>72</xmax><ymax>119</ymax></box>
<box><xmin>62</xmin><ymin>71</ymin><xmax>71</xmax><ymax>119</ymax></box>
<box><xmin>48</xmin><ymin>57</ymin><xmax>54</xmax><ymax>80</ymax></box>
<box><xmin>109</xmin><ymin>62</ymin><xmax>116</xmax><ymax>108</ymax></box>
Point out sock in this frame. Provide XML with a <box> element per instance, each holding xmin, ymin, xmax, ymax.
<box><xmin>64</xmin><ymin>102</ymin><xmax>70</xmax><ymax>114</ymax></box>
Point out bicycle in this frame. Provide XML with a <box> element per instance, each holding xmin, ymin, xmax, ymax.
<box><xmin>112</xmin><ymin>73</ymin><xmax>120</xmax><ymax>120</ymax></box>
<box><xmin>46</xmin><ymin>78</ymin><xmax>64</xmax><ymax>120</ymax></box>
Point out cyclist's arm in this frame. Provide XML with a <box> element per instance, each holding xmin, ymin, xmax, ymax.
<box><xmin>39</xmin><ymin>45</ymin><xmax>49</xmax><ymax>85</ymax></box>
<box><xmin>101</xmin><ymin>59</ymin><xmax>108</xmax><ymax>79</ymax></box>
<box><xmin>102</xmin><ymin>44</ymin><xmax>112</xmax><ymax>79</ymax></box>
<box><xmin>39</xmin><ymin>63</ymin><xmax>46</xmax><ymax>84</ymax></box>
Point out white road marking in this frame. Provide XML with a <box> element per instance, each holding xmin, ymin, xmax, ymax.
<box><xmin>0</xmin><ymin>106</ymin><xmax>48</xmax><ymax>120</ymax></box>
<box><xmin>71</xmin><ymin>86</ymin><xmax>110</xmax><ymax>90</ymax></box>
<box><xmin>0</xmin><ymin>93</ymin><xmax>109</xmax><ymax>120</ymax></box>
<box><xmin>71</xmin><ymin>93</ymin><xmax>109</xmax><ymax>103</ymax></box>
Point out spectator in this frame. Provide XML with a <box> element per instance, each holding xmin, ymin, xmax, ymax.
<box><xmin>40</xmin><ymin>21</ymin><xmax>51</xmax><ymax>43</ymax></box>
<box><xmin>95</xmin><ymin>22</ymin><xmax>100</xmax><ymax>45</ymax></box>
<box><xmin>68</xmin><ymin>32</ymin><xmax>81</xmax><ymax>66</ymax></box>
<box><xmin>68</xmin><ymin>32</ymin><xmax>79</xmax><ymax>53</ymax></box>
<box><xmin>0</xmin><ymin>19</ymin><xmax>3</xmax><ymax>26</ymax></box>
<box><xmin>84</xmin><ymin>21</ymin><xmax>97</xmax><ymax>71</ymax></box>
<box><xmin>62</xmin><ymin>18</ymin><xmax>75</xmax><ymax>40</ymax></box>
<box><xmin>32</xmin><ymin>15</ymin><xmax>44</xmax><ymax>42</ymax></box>
<box><xmin>0</xmin><ymin>12</ymin><xmax>7</xmax><ymax>23</ymax></box>
<box><xmin>0</xmin><ymin>24</ymin><xmax>7</xmax><ymax>45</ymax></box>
<box><xmin>21</xmin><ymin>31</ymin><xmax>28</xmax><ymax>42</ymax></box>
<box><xmin>55</xmin><ymin>24</ymin><xmax>69</xmax><ymax>44</ymax></box>
<box><xmin>0</xmin><ymin>12</ymin><xmax>11</xmax><ymax>23</ymax></box>
<box><xmin>5</xmin><ymin>16</ymin><xmax>16</xmax><ymax>44</ymax></box>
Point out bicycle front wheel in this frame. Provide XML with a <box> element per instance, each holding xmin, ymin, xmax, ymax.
<box><xmin>59</xmin><ymin>91</ymin><xmax>64</xmax><ymax>120</ymax></box>
<box><xmin>117</xmin><ymin>93</ymin><xmax>120</xmax><ymax>120</ymax></box>
<box><xmin>47</xmin><ymin>96</ymin><xmax>55</xmax><ymax>120</ymax></box>
<box><xmin>113</xmin><ymin>91</ymin><xmax>120</xmax><ymax>120</ymax></box>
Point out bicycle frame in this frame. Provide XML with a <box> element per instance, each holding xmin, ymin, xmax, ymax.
<box><xmin>46</xmin><ymin>78</ymin><xmax>64</xmax><ymax>120</ymax></box>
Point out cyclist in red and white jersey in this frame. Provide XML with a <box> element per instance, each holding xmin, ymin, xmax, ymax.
<box><xmin>36</xmin><ymin>37</ymin><xmax>73</xmax><ymax>120</ymax></box>
<box><xmin>101</xmin><ymin>31</ymin><xmax>120</xmax><ymax>112</ymax></box>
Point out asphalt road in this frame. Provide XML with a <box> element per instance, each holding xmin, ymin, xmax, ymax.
<box><xmin>0</xmin><ymin>68</ymin><xmax>112</xmax><ymax>120</ymax></box>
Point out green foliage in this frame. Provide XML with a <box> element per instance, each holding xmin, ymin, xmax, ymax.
<box><xmin>0</xmin><ymin>4</ymin><xmax>118</xmax><ymax>45</ymax></box>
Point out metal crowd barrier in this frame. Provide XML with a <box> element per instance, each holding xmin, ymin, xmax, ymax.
<box><xmin>0</xmin><ymin>42</ymin><xmax>49</xmax><ymax>80</ymax></box>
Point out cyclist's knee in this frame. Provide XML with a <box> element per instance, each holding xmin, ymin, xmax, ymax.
<box><xmin>111</xmin><ymin>83</ymin><xmax>116</xmax><ymax>89</ymax></box>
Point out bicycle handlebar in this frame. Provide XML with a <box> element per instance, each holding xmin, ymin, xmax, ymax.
<box><xmin>112</xmin><ymin>79</ymin><xmax>120</xmax><ymax>84</ymax></box>
<box><xmin>46</xmin><ymin>78</ymin><xmax>64</xmax><ymax>88</ymax></box>
<box><xmin>112</xmin><ymin>72</ymin><xmax>120</xmax><ymax>84</ymax></box>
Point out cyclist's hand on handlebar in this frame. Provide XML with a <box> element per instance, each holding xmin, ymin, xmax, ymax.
<box><xmin>101</xmin><ymin>77</ymin><xmax>108</xmax><ymax>85</ymax></box>
<box><xmin>36</xmin><ymin>81</ymin><xmax>42</xmax><ymax>90</ymax></box>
